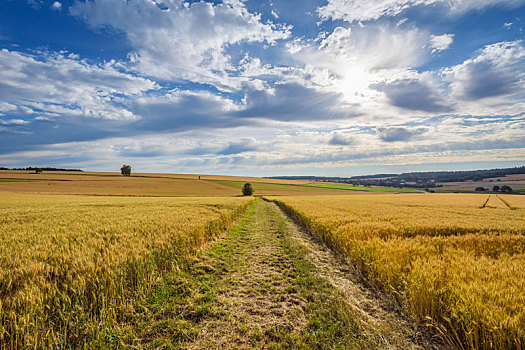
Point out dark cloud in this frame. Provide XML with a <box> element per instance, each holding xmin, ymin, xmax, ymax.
<box><xmin>131</xmin><ymin>92</ymin><xmax>247</xmax><ymax>132</ymax></box>
<box><xmin>218</xmin><ymin>140</ymin><xmax>257</xmax><ymax>155</ymax></box>
<box><xmin>0</xmin><ymin>90</ymin><xmax>253</xmax><ymax>155</ymax></box>
<box><xmin>329</xmin><ymin>132</ymin><xmax>354</xmax><ymax>145</ymax></box>
<box><xmin>454</xmin><ymin>61</ymin><xmax>522</xmax><ymax>100</ymax></box>
<box><xmin>372</xmin><ymin>79</ymin><xmax>452</xmax><ymax>113</ymax></box>
<box><xmin>378</xmin><ymin>127</ymin><xmax>427</xmax><ymax>142</ymax></box>
<box><xmin>447</xmin><ymin>41</ymin><xmax>525</xmax><ymax>101</ymax></box>
<box><xmin>237</xmin><ymin>83</ymin><xmax>359</xmax><ymax>121</ymax></box>
<box><xmin>0</xmin><ymin>115</ymin><xmax>118</xmax><ymax>154</ymax></box>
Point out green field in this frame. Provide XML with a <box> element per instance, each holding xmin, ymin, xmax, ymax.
<box><xmin>305</xmin><ymin>182</ymin><xmax>421</xmax><ymax>192</ymax></box>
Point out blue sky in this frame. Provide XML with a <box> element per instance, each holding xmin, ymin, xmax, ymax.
<box><xmin>0</xmin><ymin>0</ymin><xmax>524</xmax><ymax>176</ymax></box>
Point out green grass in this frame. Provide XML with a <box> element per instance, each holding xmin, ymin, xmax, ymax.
<box><xmin>305</xmin><ymin>182</ymin><xmax>421</xmax><ymax>193</ymax></box>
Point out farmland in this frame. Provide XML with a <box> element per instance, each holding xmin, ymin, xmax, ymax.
<box><xmin>269</xmin><ymin>194</ymin><xmax>525</xmax><ymax>349</ymax></box>
<box><xmin>0</xmin><ymin>170</ymin><xmax>394</xmax><ymax>196</ymax></box>
<box><xmin>437</xmin><ymin>174</ymin><xmax>525</xmax><ymax>194</ymax></box>
<box><xmin>305</xmin><ymin>182</ymin><xmax>421</xmax><ymax>193</ymax></box>
<box><xmin>0</xmin><ymin>171</ymin><xmax>241</xmax><ymax>196</ymax></box>
<box><xmin>0</xmin><ymin>192</ymin><xmax>250</xmax><ymax>348</ymax></box>
<box><xmin>1</xmin><ymin>171</ymin><xmax>524</xmax><ymax>349</ymax></box>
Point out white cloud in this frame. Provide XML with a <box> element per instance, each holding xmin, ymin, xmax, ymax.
<box><xmin>369</xmin><ymin>40</ymin><xmax>525</xmax><ymax>117</ymax></box>
<box><xmin>318</xmin><ymin>0</ymin><xmax>525</xmax><ymax>23</ymax></box>
<box><xmin>316</xmin><ymin>24</ymin><xmax>428</xmax><ymax>70</ymax></box>
<box><xmin>429</xmin><ymin>33</ymin><xmax>454</xmax><ymax>53</ymax></box>
<box><xmin>444</xmin><ymin>41</ymin><xmax>525</xmax><ymax>103</ymax></box>
<box><xmin>4</xmin><ymin>114</ymin><xmax>522</xmax><ymax>174</ymax></box>
<box><xmin>372</xmin><ymin>72</ymin><xmax>452</xmax><ymax>113</ymax></box>
<box><xmin>51</xmin><ymin>1</ymin><xmax>62</xmax><ymax>11</ymax></box>
<box><xmin>0</xmin><ymin>119</ymin><xmax>30</xmax><ymax>125</ymax></box>
<box><xmin>0</xmin><ymin>49</ymin><xmax>156</xmax><ymax>121</ymax></box>
<box><xmin>289</xmin><ymin>23</ymin><xmax>525</xmax><ymax>121</ymax></box>
<box><xmin>70</xmin><ymin>0</ymin><xmax>291</xmax><ymax>89</ymax></box>
<box><xmin>291</xmin><ymin>23</ymin><xmax>432</xmax><ymax>117</ymax></box>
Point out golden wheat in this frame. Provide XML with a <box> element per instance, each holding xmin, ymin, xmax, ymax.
<box><xmin>270</xmin><ymin>193</ymin><xmax>525</xmax><ymax>349</ymax></box>
<box><xmin>0</xmin><ymin>192</ymin><xmax>250</xmax><ymax>349</ymax></box>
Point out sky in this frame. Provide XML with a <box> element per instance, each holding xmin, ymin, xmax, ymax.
<box><xmin>0</xmin><ymin>0</ymin><xmax>524</xmax><ymax>176</ymax></box>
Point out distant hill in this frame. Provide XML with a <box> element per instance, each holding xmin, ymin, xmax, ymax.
<box><xmin>269</xmin><ymin>166</ymin><xmax>525</xmax><ymax>188</ymax></box>
<box><xmin>0</xmin><ymin>167</ymin><xmax>83</xmax><ymax>172</ymax></box>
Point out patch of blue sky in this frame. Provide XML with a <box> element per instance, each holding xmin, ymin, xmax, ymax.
<box><xmin>0</xmin><ymin>0</ymin><xmax>131</xmax><ymax>61</ymax></box>
<box><xmin>415</xmin><ymin>6</ymin><xmax>525</xmax><ymax>72</ymax></box>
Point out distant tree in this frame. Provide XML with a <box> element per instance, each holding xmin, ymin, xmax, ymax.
<box><xmin>242</xmin><ymin>183</ymin><xmax>253</xmax><ymax>196</ymax></box>
<box><xmin>121</xmin><ymin>164</ymin><xmax>132</xmax><ymax>176</ymax></box>
<box><xmin>492</xmin><ymin>185</ymin><xmax>500</xmax><ymax>192</ymax></box>
<box><xmin>35</xmin><ymin>168</ymin><xmax>42</xmax><ymax>174</ymax></box>
<box><xmin>500</xmin><ymin>185</ymin><xmax>513</xmax><ymax>193</ymax></box>
<box><xmin>475</xmin><ymin>187</ymin><xmax>486</xmax><ymax>192</ymax></box>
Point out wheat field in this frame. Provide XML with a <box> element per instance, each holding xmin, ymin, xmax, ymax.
<box><xmin>0</xmin><ymin>192</ymin><xmax>250</xmax><ymax>348</ymax></box>
<box><xmin>270</xmin><ymin>193</ymin><xmax>525</xmax><ymax>349</ymax></box>
<box><xmin>2</xmin><ymin>174</ymin><xmax>524</xmax><ymax>349</ymax></box>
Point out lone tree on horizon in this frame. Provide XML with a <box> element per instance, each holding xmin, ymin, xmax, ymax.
<box><xmin>242</xmin><ymin>183</ymin><xmax>253</xmax><ymax>196</ymax></box>
<box><xmin>121</xmin><ymin>164</ymin><xmax>132</xmax><ymax>176</ymax></box>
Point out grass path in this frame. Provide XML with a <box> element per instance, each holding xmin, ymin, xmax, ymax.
<box><xmin>115</xmin><ymin>199</ymin><xmax>444</xmax><ymax>349</ymax></box>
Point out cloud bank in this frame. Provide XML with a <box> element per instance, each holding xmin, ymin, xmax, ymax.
<box><xmin>0</xmin><ymin>0</ymin><xmax>524</xmax><ymax>174</ymax></box>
